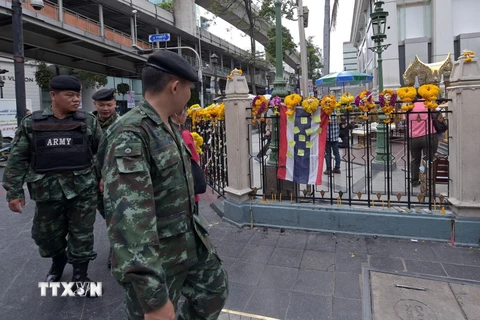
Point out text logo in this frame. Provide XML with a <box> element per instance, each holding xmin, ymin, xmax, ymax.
<box><xmin>38</xmin><ymin>282</ymin><xmax>102</xmax><ymax>297</ymax></box>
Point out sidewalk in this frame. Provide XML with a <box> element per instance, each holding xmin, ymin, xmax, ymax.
<box><xmin>0</xmin><ymin>185</ymin><xmax>479</xmax><ymax>319</ymax></box>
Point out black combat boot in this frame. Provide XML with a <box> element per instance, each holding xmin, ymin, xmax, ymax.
<box><xmin>107</xmin><ymin>247</ymin><xmax>113</xmax><ymax>269</ymax></box>
<box><xmin>45</xmin><ymin>251</ymin><xmax>68</xmax><ymax>282</ymax></box>
<box><xmin>72</xmin><ymin>262</ymin><xmax>101</xmax><ymax>298</ymax></box>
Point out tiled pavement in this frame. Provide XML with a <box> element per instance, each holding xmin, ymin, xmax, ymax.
<box><xmin>0</xmin><ymin>187</ymin><xmax>479</xmax><ymax>319</ymax></box>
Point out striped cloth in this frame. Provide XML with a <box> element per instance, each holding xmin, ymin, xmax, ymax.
<box><xmin>277</xmin><ymin>105</ymin><xmax>329</xmax><ymax>185</ymax></box>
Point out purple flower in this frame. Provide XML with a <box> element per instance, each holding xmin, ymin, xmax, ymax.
<box><xmin>355</xmin><ymin>96</ymin><xmax>362</xmax><ymax>106</ymax></box>
<box><xmin>252</xmin><ymin>96</ymin><xmax>260</xmax><ymax>107</ymax></box>
<box><xmin>389</xmin><ymin>93</ymin><xmax>397</xmax><ymax>106</ymax></box>
<box><xmin>270</xmin><ymin>96</ymin><xmax>281</xmax><ymax>107</ymax></box>
<box><xmin>379</xmin><ymin>94</ymin><xmax>386</xmax><ymax>107</ymax></box>
<box><xmin>258</xmin><ymin>102</ymin><xmax>268</xmax><ymax>114</ymax></box>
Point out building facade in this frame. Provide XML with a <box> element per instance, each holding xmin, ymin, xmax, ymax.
<box><xmin>351</xmin><ymin>0</ymin><xmax>480</xmax><ymax>91</ymax></box>
<box><xmin>343</xmin><ymin>42</ymin><xmax>359</xmax><ymax>72</ymax></box>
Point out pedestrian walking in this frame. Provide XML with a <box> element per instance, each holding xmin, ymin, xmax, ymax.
<box><xmin>324</xmin><ymin>112</ymin><xmax>341</xmax><ymax>174</ymax></box>
<box><xmin>92</xmin><ymin>87</ymin><xmax>119</xmax><ymax>269</ymax></box>
<box><xmin>97</xmin><ymin>50</ymin><xmax>228</xmax><ymax>320</ymax></box>
<box><xmin>2</xmin><ymin>75</ymin><xmax>103</xmax><ymax>295</ymax></box>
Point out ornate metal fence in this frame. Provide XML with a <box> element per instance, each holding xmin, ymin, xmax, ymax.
<box><xmin>248</xmin><ymin>101</ymin><xmax>451</xmax><ymax>211</ymax></box>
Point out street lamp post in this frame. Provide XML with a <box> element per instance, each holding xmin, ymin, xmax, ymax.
<box><xmin>268</xmin><ymin>0</ymin><xmax>289</xmax><ymax>166</ymax></box>
<box><xmin>266</xmin><ymin>73</ymin><xmax>271</xmax><ymax>94</ymax></box>
<box><xmin>296</xmin><ymin>63</ymin><xmax>301</xmax><ymax>94</ymax></box>
<box><xmin>210</xmin><ymin>53</ymin><xmax>219</xmax><ymax>99</ymax></box>
<box><xmin>368</xmin><ymin>1</ymin><xmax>393</xmax><ymax>169</ymax></box>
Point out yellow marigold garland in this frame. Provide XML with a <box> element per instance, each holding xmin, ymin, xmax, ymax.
<box><xmin>461</xmin><ymin>50</ymin><xmax>475</xmax><ymax>63</ymax></box>
<box><xmin>321</xmin><ymin>95</ymin><xmax>337</xmax><ymax>117</ymax></box>
<box><xmin>191</xmin><ymin>132</ymin><xmax>204</xmax><ymax>155</ymax></box>
<box><xmin>378</xmin><ymin>89</ymin><xmax>397</xmax><ymax>124</ymax></box>
<box><xmin>187</xmin><ymin>104</ymin><xmax>203</xmax><ymax>129</ymax></box>
<box><xmin>301</xmin><ymin>96</ymin><xmax>320</xmax><ymax>115</ymax></box>
<box><xmin>284</xmin><ymin>93</ymin><xmax>302</xmax><ymax>116</ymax></box>
<box><xmin>251</xmin><ymin>95</ymin><xmax>269</xmax><ymax>123</ymax></box>
<box><xmin>418</xmin><ymin>84</ymin><xmax>441</xmax><ymax>110</ymax></box>
<box><xmin>227</xmin><ymin>69</ymin><xmax>243</xmax><ymax>79</ymax></box>
<box><xmin>355</xmin><ymin>90</ymin><xmax>375</xmax><ymax>120</ymax></box>
<box><xmin>396</xmin><ymin>86</ymin><xmax>417</xmax><ymax>111</ymax></box>
<box><xmin>340</xmin><ymin>92</ymin><xmax>354</xmax><ymax>108</ymax></box>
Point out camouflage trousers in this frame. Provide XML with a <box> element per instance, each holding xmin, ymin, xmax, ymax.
<box><xmin>31</xmin><ymin>193</ymin><xmax>98</xmax><ymax>264</ymax></box>
<box><xmin>125</xmin><ymin>244</ymin><xmax>229</xmax><ymax>320</ymax></box>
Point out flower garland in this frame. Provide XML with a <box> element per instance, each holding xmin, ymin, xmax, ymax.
<box><xmin>461</xmin><ymin>50</ymin><xmax>475</xmax><ymax>63</ymax></box>
<box><xmin>251</xmin><ymin>95</ymin><xmax>269</xmax><ymax>123</ymax></box>
<box><xmin>418</xmin><ymin>84</ymin><xmax>441</xmax><ymax>110</ymax></box>
<box><xmin>269</xmin><ymin>96</ymin><xmax>282</xmax><ymax>115</ymax></box>
<box><xmin>187</xmin><ymin>104</ymin><xmax>203</xmax><ymax>129</ymax></box>
<box><xmin>355</xmin><ymin>90</ymin><xmax>375</xmax><ymax>120</ymax></box>
<box><xmin>320</xmin><ymin>94</ymin><xmax>337</xmax><ymax>117</ymax></box>
<box><xmin>340</xmin><ymin>92</ymin><xmax>354</xmax><ymax>111</ymax></box>
<box><xmin>396</xmin><ymin>86</ymin><xmax>417</xmax><ymax>111</ymax></box>
<box><xmin>284</xmin><ymin>93</ymin><xmax>302</xmax><ymax>116</ymax></box>
<box><xmin>378</xmin><ymin>89</ymin><xmax>397</xmax><ymax>124</ymax></box>
<box><xmin>301</xmin><ymin>96</ymin><xmax>320</xmax><ymax>115</ymax></box>
<box><xmin>191</xmin><ymin>132</ymin><xmax>204</xmax><ymax>155</ymax></box>
<box><xmin>227</xmin><ymin>69</ymin><xmax>243</xmax><ymax>79</ymax></box>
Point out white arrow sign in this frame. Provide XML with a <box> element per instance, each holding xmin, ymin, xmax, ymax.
<box><xmin>148</xmin><ymin>33</ymin><xmax>171</xmax><ymax>43</ymax></box>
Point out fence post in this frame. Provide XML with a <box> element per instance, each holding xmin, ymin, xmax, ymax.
<box><xmin>447</xmin><ymin>52</ymin><xmax>480</xmax><ymax>217</ymax></box>
<box><xmin>223</xmin><ymin>69</ymin><xmax>252</xmax><ymax>202</ymax></box>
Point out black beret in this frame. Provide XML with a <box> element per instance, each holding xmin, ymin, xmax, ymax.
<box><xmin>92</xmin><ymin>88</ymin><xmax>116</xmax><ymax>101</ymax></box>
<box><xmin>146</xmin><ymin>50</ymin><xmax>198</xmax><ymax>82</ymax></box>
<box><xmin>49</xmin><ymin>75</ymin><xmax>82</xmax><ymax>92</ymax></box>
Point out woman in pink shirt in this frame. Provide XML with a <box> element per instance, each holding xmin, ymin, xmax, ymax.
<box><xmin>172</xmin><ymin>107</ymin><xmax>201</xmax><ymax>212</ymax></box>
<box><xmin>407</xmin><ymin>101</ymin><xmax>437</xmax><ymax>187</ymax></box>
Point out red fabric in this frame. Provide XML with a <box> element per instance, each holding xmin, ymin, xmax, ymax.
<box><xmin>277</xmin><ymin>104</ymin><xmax>288</xmax><ymax>180</ymax></box>
<box><xmin>181</xmin><ymin>130</ymin><xmax>200</xmax><ymax>201</ymax></box>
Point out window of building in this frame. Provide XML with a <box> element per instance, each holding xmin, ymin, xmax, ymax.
<box><xmin>452</xmin><ymin>0</ymin><xmax>480</xmax><ymax>35</ymax></box>
<box><xmin>398</xmin><ymin>1</ymin><xmax>431</xmax><ymax>40</ymax></box>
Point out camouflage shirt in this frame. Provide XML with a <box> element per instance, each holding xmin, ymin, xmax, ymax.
<box><xmin>97</xmin><ymin>100</ymin><xmax>215</xmax><ymax>314</ymax></box>
<box><xmin>2</xmin><ymin>106</ymin><xmax>103</xmax><ymax>202</ymax></box>
<box><xmin>92</xmin><ymin>111</ymin><xmax>119</xmax><ymax>132</ymax></box>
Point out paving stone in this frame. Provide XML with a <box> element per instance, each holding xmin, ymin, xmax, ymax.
<box><xmin>249</xmin><ymin>229</ymin><xmax>280</xmax><ymax>246</ymax></box>
<box><xmin>276</xmin><ymin>232</ymin><xmax>308</xmax><ymax>250</ymax></box>
<box><xmin>223</xmin><ymin>282</ymin><xmax>256</xmax><ymax>312</ymax></box>
<box><xmin>334</xmin><ymin>272</ymin><xmax>362</xmax><ymax>299</ymax></box>
<box><xmin>332</xmin><ymin>297</ymin><xmax>362</xmax><ymax>320</ymax></box>
<box><xmin>300</xmin><ymin>250</ymin><xmax>335</xmax><ymax>272</ymax></box>
<box><xmin>285</xmin><ymin>292</ymin><xmax>332</xmax><ymax>320</ymax></box>
<box><xmin>442</xmin><ymin>263</ymin><xmax>480</xmax><ymax>281</ymax></box>
<box><xmin>238</xmin><ymin>243</ymin><xmax>275</xmax><ymax>264</ymax></box>
<box><xmin>294</xmin><ymin>269</ymin><xmax>334</xmax><ymax>296</ymax></box>
<box><xmin>268</xmin><ymin>247</ymin><xmax>304</xmax><ymax>268</ymax></box>
<box><xmin>335</xmin><ymin>252</ymin><xmax>368</xmax><ymax>274</ymax></box>
<box><xmin>431</xmin><ymin>244</ymin><xmax>480</xmax><ymax>266</ymax></box>
<box><xmin>224</xmin><ymin>228</ymin><xmax>255</xmax><ymax>242</ymax></box>
<box><xmin>228</xmin><ymin>261</ymin><xmax>266</xmax><ymax>286</ymax></box>
<box><xmin>449</xmin><ymin>282</ymin><xmax>480</xmax><ymax>320</ymax></box>
<box><xmin>258</xmin><ymin>265</ymin><xmax>298</xmax><ymax>290</ymax></box>
<box><xmin>370</xmin><ymin>256</ymin><xmax>405</xmax><ymax>272</ymax></box>
<box><xmin>215</xmin><ymin>240</ymin><xmax>247</xmax><ymax>259</ymax></box>
<box><xmin>207</xmin><ymin>227</ymin><xmax>231</xmax><ymax>242</ymax></box>
<box><xmin>221</xmin><ymin>256</ymin><xmax>236</xmax><ymax>273</ymax></box>
<box><xmin>335</xmin><ymin>234</ymin><xmax>367</xmax><ymax>254</ymax></box>
<box><xmin>305</xmin><ymin>233</ymin><xmax>336</xmax><ymax>252</ymax></box>
<box><xmin>405</xmin><ymin>260</ymin><xmax>447</xmax><ymax>276</ymax></box>
<box><xmin>244</xmin><ymin>288</ymin><xmax>291</xmax><ymax>320</ymax></box>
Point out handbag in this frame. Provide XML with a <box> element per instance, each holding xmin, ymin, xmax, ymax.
<box><xmin>191</xmin><ymin>158</ymin><xmax>207</xmax><ymax>194</ymax></box>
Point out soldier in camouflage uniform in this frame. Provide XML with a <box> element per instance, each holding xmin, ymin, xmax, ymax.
<box><xmin>92</xmin><ymin>87</ymin><xmax>119</xmax><ymax>268</ymax></box>
<box><xmin>3</xmin><ymin>75</ymin><xmax>103</xmax><ymax>293</ymax></box>
<box><xmin>97</xmin><ymin>51</ymin><xmax>228</xmax><ymax>320</ymax></box>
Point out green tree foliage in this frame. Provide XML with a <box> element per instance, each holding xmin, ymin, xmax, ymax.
<box><xmin>116</xmin><ymin>83</ymin><xmax>130</xmax><ymax>96</ymax></box>
<box><xmin>306</xmin><ymin>36</ymin><xmax>323</xmax><ymax>82</ymax></box>
<box><xmin>258</xmin><ymin>0</ymin><xmax>296</xmax><ymax>23</ymax></box>
<box><xmin>266</xmin><ymin>26</ymin><xmax>297</xmax><ymax>65</ymax></box>
<box><xmin>34</xmin><ymin>63</ymin><xmax>54</xmax><ymax>90</ymax></box>
<box><xmin>67</xmin><ymin>69</ymin><xmax>108</xmax><ymax>89</ymax></box>
<box><xmin>158</xmin><ymin>0</ymin><xmax>173</xmax><ymax>13</ymax></box>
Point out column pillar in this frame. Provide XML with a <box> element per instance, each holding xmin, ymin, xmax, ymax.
<box><xmin>446</xmin><ymin>53</ymin><xmax>480</xmax><ymax>217</ymax></box>
<box><xmin>130</xmin><ymin>17</ymin><xmax>135</xmax><ymax>44</ymax></box>
<box><xmin>177</xmin><ymin>36</ymin><xmax>181</xmax><ymax>55</ymax></box>
<box><xmin>156</xmin><ymin>27</ymin><xmax>160</xmax><ymax>49</ymax></box>
<box><xmin>380</xmin><ymin>0</ymin><xmax>401</xmax><ymax>90</ymax></box>
<box><xmin>58</xmin><ymin>0</ymin><xmax>63</xmax><ymax>23</ymax></box>
<box><xmin>99</xmin><ymin>3</ymin><xmax>104</xmax><ymax>37</ymax></box>
<box><xmin>231</xmin><ymin>59</ymin><xmax>234</xmax><ymax>70</ymax></box>
<box><xmin>223</xmin><ymin>69</ymin><xmax>252</xmax><ymax>202</ymax></box>
<box><xmin>432</xmin><ymin>0</ymin><xmax>454</xmax><ymax>62</ymax></box>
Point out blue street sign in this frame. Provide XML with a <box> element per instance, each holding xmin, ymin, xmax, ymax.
<box><xmin>148</xmin><ymin>33</ymin><xmax>171</xmax><ymax>43</ymax></box>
